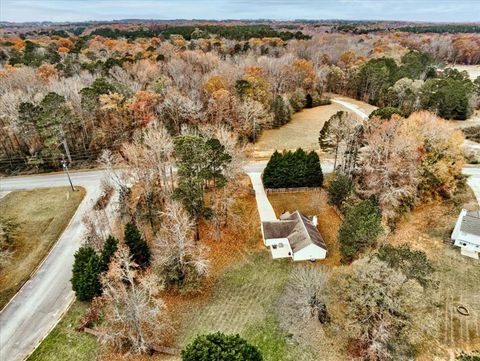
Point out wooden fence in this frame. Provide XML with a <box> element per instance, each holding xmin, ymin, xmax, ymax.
<box><xmin>265</xmin><ymin>187</ymin><xmax>322</xmax><ymax>194</ymax></box>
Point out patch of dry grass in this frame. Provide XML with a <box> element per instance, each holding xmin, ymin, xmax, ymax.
<box><xmin>0</xmin><ymin>187</ymin><xmax>85</xmax><ymax>309</ymax></box>
<box><xmin>250</xmin><ymin>103</ymin><xmax>345</xmax><ymax>159</ymax></box>
<box><xmin>268</xmin><ymin>190</ymin><xmax>342</xmax><ymax>267</ymax></box>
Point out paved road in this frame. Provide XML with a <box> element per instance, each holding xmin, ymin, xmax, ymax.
<box><xmin>0</xmin><ymin>170</ymin><xmax>107</xmax><ymax>361</ymax></box>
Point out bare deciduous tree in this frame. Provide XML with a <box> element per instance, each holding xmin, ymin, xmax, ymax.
<box><xmin>96</xmin><ymin>245</ymin><xmax>171</xmax><ymax>354</ymax></box>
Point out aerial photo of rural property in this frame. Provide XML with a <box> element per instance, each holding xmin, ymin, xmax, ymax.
<box><xmin>0</xmin><ymin>0</ymin><xmax>479</xmax><ymax>360</ymax></box>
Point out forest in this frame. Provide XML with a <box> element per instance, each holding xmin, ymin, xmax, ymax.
<box><xmin>0</xmin><ymin>21</ymin><xmax>479</xmax><ymax>173</ymax></box>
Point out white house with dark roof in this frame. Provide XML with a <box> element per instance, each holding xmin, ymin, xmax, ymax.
<box><xmin>451</xmin><ymin>209</ymin><xmax>480</xmax><ymax>259</ymax></box>
<box><xmin>261</xmin><ymin>211</ymin><xmax>327</xmax><ymax>261</ymax></box>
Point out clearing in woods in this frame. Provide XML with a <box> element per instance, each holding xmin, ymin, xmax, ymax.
<box><xmin>250</xmin><ymin>96</ymin><xmax>376</xmax><ymax>159</ymax></box>
<box><xmin>0</xmin><ymin>187</ymin><xmax>85</xmax><ymax>309</ymax></box>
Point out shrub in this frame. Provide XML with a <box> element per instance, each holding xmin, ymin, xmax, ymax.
<box><xmin>327</xmin><ymin>174</ymin><xmax>353</xmax><ymax>209</ymax></box>
<box><xmin>182</xmin><ymin>332</ymin><xmax>263</xmax><ymax>361</ymax></box>
<box><xmin>124</xmin><ymin>222</ymin><xmax>151</xmax><ymax>268</ymax></box>
<box><xmin>262</xmin><ymin>148</ymin><xmax>323</xmax><ymax>188</ymax></box>
<box><xmin>377</xmin><ymin>244</ymin><xmax>434</xmax><ymax>287</ymax></box>
<box><xmin>338</xmin><ymin>199</ymin><xmax>383</xmax><ymax>263</ymax></box>
<box><xmin>369</xmin><ymin>107</ymin><xmax>404</xmax><ymax>120</ymax></box>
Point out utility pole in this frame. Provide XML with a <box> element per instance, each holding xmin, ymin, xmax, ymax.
<box><xmin>61</xmin><ymin>155</ymin><xmax>76</xmax><ymax>192</ymax></box>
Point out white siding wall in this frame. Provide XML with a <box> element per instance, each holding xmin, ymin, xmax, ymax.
<box><xmin>292</xmin><ymin>244</ymin><xmax>327</xmax><ymax>261</ymax></box>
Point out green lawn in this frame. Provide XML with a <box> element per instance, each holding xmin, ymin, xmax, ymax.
<box><xmin>176</xmin><ymin>251</ymin><xmax>295</xmax><ymax>361</ymax></box>
<box><xmin>0</xmin><ymin>187</ymin><xmax>85</xmax><ymax>309</ymax></box>
<box><xmin>28</xmin><ymin>301</ymin><xmax>98</xmax><ymax>361</ymax></box>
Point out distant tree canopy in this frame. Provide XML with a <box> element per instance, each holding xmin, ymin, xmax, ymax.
<box><xmin>420</xmin><ymin>76</ymin><xmax>474</xmax><ymax>120</ymax></box>
<box><xmin>181</xmin><ymin>332</ymin><xmax>263</xmax><ymax>361</ymax></box>
<box><xmin>262</xmin><ymin>149</ymin><xmax>323</xmax><ymax>189</ymax></box>
<box><xmin>398</xmin><ymin>24</ymin><xmax>480</xmax><ymax>34</ymax></box>
<box><xmin>90</xmin><ymin>25</ymin><xmax>310</xmax><ymax>41</ymax></box>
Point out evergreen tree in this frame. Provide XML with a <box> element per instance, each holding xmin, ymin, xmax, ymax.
<box><xmin>262</xmin><ymin>150</ymin><xmax>282</xmax><ymax>188</ymax></box>
<box><xmin>271</xmin><ymin>95</ymin><xmax>292</xmax><ymax>127</ymax></box>
<box><xmin>305</xmin><ymin>150</ymin><xmax>323</xmax><ymax>187</ymax></box>
<box><xmin>100</xmin><ymin>235</ymin><xmax>119</xmax><ymax>272</ymax></box>
<box><xmin>71</xmin><ymin>245</ymin><xmax>102</xmax><ymax>301</ymax></box>
<box><xmin>182</xmin><ymin>332</ymin><xmax>263</xmax><ymax>361</ymax></box>
<box><xmin>338</xmin><ymin>200</ymin><xmax>383</xmax><ymax>263</ymax></box>
<box><xmin>124</xmin><ymin>222</ymin><xmax>151</xmax><ymax>268</ymax></box>
<box><xmin>327</xmin><ymin>174</ymin><xmax>353</xmax><ymax>209</ymax></box>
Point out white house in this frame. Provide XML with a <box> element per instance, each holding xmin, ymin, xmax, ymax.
<box><xmin>261</xmin><ymin>211</ymin><xmax>327</xmax><ymax>261</ymax></box>
<box><xmin>451</xmin><ymin>209</ymin><xmax>480</xmax><ymax>259</ymax></box>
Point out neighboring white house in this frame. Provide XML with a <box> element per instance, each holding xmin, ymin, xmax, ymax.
<box><xmin>451</xmin><ymin>209</ymin><xmax>480</xmax><ymax>259</ymax></box>
<box><xmin>261</xmin><ymin>211</ymin><xmax>327</xmax><ymax>261</ymax></box>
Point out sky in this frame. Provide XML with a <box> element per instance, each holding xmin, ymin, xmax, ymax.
<box><xmin>1</xmin><ymin>0</ymin><xmax>480</xmax><ymax>23</ymax></box>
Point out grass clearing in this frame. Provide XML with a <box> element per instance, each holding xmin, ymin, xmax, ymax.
<box><xmin>175</xmin><ymin>251</ymin><xmax>293</xmax><ymax>361</ymax></box>
<box><xmin>28</xmin><ymin>301</ymin><xmax>98</xmax><ymax>361</ymax></box>
<box><xmin>0</xmin><ymin>187</ymin><xmax>85</xmax><ymax>309</ymax></box>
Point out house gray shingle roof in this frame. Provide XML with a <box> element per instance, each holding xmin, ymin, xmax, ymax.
<box><xmin>262</xmin><ymin>211</ymin><xmax>327</xmax><ymax>252</ymax></box>
<box><xmin>461</xmin><ymin>211</ymin><xmax>480</xmax><ymax>236</ymax></box>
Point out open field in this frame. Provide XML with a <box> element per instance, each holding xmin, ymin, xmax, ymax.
<box><xmin>0</xmin><ymin>187</ymin><xmax>85</xmax><ymax>310</ymax></box>
<box><xmin>250</xmin><ymin>97</ymin><xmax>376</xmax><ymax>159</ymax></box>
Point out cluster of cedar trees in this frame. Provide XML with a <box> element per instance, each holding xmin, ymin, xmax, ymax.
<box><xmin>262</xmin><ymin>148</ymin><xmax>323</xmax><ymax>189</ymax></box>
<box><xmin>71</xmin><ymin>222</ymin><xmax>150</xmax><ymax>301</ymax></box>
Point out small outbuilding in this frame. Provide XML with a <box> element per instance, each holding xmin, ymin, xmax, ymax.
<box><xmin>451</xmin><ymin>209</ymin><xmax>480</xmax><ymax>259</ymax></box>
<box><xmin>261</xmin><ymin>211</ymin><xmax>327</xmax><ymax>261</ymax></box>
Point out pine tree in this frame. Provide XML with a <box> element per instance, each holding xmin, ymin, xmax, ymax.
<box><xmin>305</xmin><ymin>151</ymin><xmax>323</xmax><ymax>187</ymax></box>
<box><xmin>262</xmin><ymin>150</ymin><xmax>282</xmax><ymax>188</ymax></box>
<box><xmin>100</xmin><ymin>235</ymin><xmax>119</xmax><ymax>272</ymax></box>
<box><xmin>71</xmin><ymin>245</ymin><xmax>102</xmax><ymax>301</ymax></box>
<box><xmin>124</xmin><ymin>222</ymin><xmax>151</xmax><ymax>268</ymax></box>
<box><xmin>338</xmin><ymin>200</ymin><xmax>383</xmax><ymax>263</ymax></box>
<box><xmin>271</xmin><ymin>95</ymin><xmax>292</xmax><ymax>127</ymax></box>
<box><xmin>327</xmin><ymin>174</ymin><xmax>352</xmax><ymax>208</ymax></box>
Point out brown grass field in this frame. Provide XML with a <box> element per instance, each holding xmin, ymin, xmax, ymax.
<box><xmin>250</xmin><ymin>97</ymin><xmax>376</xmax><ymax>159</ymax></box>
<box><xmin>0</xmin><ymin>187</ymin><xmax>85</xmax><ymax>309</ymax></box>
